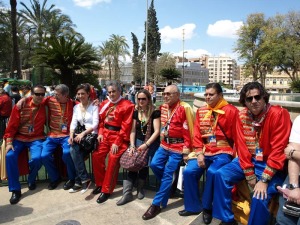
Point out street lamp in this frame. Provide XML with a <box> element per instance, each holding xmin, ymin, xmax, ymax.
<box><xmin>144</xmin><ymin>0</ymin><xmax>149</xmax><ymax>85</ymax></box>
<box><xmin>181</xmin><ymin>51</ymin><xmax>187</xmax><ymax>95</ymax></box>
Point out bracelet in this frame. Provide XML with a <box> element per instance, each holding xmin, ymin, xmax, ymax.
<box><xmin>289</xmin><ymin>149</ymin><xmax>296</xmax><ymax>159</ymax></box>
<box><xmin>145</xmin><ymin>142</ymin><xmax>150</xmax><ymax>147</ymax></box>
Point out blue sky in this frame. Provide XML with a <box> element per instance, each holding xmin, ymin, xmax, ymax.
<box><xmin>4</xmin><ymin>0</ymin><xmax>300</xmax><ymax>63</ymax></box>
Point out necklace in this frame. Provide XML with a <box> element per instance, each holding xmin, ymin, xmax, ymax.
<box><xmin>81</xmin><ymin>100</ymin><xmax>90</xmax><ymax>123</ymax></box>
<box><xmin>138</xmin><ymin>108</ymin><xmax>150</xmax><ymax>136</ymax></box>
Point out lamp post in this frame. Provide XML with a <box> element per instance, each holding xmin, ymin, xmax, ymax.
<box><xmin>144</xmin><ymin>0</ymin><xmax>149</xmax><ymax>86</ymax></box>
<box><xmin>181</xmin><ymin>51</ymin><xmax>187</xmax><ymax>95</ymax></box>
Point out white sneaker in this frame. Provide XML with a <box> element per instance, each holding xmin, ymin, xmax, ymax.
<box><xmin>81</xmin><ymin>180</ymin><xmax>91</xmax><ymax>194</ymax></box>
<box><xmin>69</xmin><ymin>184</ymin><xmax>82</xmax><ymax>193</ymax></box>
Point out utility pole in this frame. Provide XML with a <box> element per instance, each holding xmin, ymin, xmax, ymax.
<box><xmin>182</xmin><ymin>29</ymin><xmax>185</xmax><ymax>95</ymax></box>
<box><xmin>144</xmin><ymin>0</ymin><xmax>148</xmax><ymax>86</ymax></box>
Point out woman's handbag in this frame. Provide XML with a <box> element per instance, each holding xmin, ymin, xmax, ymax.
<box><xmin>120</xmin><ymin>116</ymin><xmax>153</xmax><ymax>172</ymax></box>
<box><xmin>120</xmin><ymin>146</ymin><xmax>148</xmax><ymax>172</ymax></box>
<box><xmin>74</xmin><ymin>121</ymin><xmax>97</xmax><ymax>154</ymax></box>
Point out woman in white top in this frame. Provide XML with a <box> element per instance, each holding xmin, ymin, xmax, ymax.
<box><xmin>68</xmin><ymin>83</ymin><xmax>99</xmax><ymax>193</ymax></box>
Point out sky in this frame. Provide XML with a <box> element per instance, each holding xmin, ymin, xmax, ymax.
<box><xmin>3</xmin><ymin>0</ymin><xmax>300</xmax><ymax>64</ymax></box>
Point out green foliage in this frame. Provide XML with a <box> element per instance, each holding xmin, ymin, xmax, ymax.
<box><xmin>131</xmin><ymin>32</ymin><xmax>143</xmax><ymax>84</ymax></box>
<box><xmin>290</xmin><ymin>79</ymin><xmax>300</xmax><ymax>93</ymax></box>
<box><xmin>32</xmin><ymin>35</ymin><xmax>100</xmax><ymax>95</ymax></box>
<box><xmin>160</xmin><ymin>68</ymin><xmax>181</xmax><ymax>83</ymax></box>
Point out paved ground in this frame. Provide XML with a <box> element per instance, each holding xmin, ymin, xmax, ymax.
<box><xmin>0</xmin><ymin>182</ymin><xmax>225</xmax><ymax>225</ymax></box>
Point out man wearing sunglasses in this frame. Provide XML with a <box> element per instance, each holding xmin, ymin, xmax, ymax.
<box><xmin>212</xmin><ymin>82</ymin><xmax>291</xmax><ymax>225</ymax></box>
<box><xmin>4</xmin><ymin>84</ymin><xmax>47</xmax><ymax>204</ymax></box>
<box><xmin>142</xmin><ymin>84</ymin><xmax>194</xmax><ymax>220</ymax></box>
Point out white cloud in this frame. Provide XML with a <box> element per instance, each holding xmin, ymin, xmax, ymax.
<box><xmin>160</xmin><ymin>23</ymin><xmax>196</xmax><ymax>44</ymax></box>
<box><xmin>73</xmin><ymin>0</ymin><xmax>111</xmax><ymax>9</ymax></box>
<box><xmin>207</xmin><ymin>20</ymin><xmax>243</xmax><ymax>39</ymax></box>
<box><xmin>173</xmin><ymin>49</ymin><xmax>211</xmax><ymax>58</ymax></box>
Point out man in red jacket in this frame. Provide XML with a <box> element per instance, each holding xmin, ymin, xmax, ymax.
<box><xmin>4</xmin><ymin>84</ymin><xmax>46</xmax><ymax>204</ymax></box>
<box><xmin>0</xmin><ymin>87</ymin><xmax>12</xmax><ymax>140</ymax></box>
<box><xmin>212</xmin><ymin>82</ymin><xmax>291</xmax><ymax>225</ymax></box>
<box><xmin>92</xmin><ymin>81</ymin><xmax>134</xmax><ymax>203</ymax></box>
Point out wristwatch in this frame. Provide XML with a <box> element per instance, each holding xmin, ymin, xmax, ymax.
<box><xmin>287</xmin><ymin>183</ymin><xmax>299</xmax><ymax>189</ymax></box>
<box><xmin>261</xmin><ymin>177</ymin><xmax>269</xmax><ymax>183</ymax></box>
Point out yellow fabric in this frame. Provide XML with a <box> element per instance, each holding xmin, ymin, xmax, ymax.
<box><xmin>0</xmin><ymin>140</ymin><xmax>7</xmax><ymax>180</ymax></box>
<box><xmin>204</xmin><ymin>98</ymin><xmax>228</xmax><ymax>119</ymax></box>
<box><xmin>180</xmin><ymin>101</ymin><xmax>194</xmax><ymax>144</ymax></box>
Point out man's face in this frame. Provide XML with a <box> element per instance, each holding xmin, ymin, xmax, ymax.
<box><xmin>54</xmin><ymin>90</ymin><xmax>68</xmax><ymax>103</ymax></box>
<box><xmin>245</xmin><ymin>88</ymin><xmax>266</xmax><ymax>116</ymax></box>
<box><xmin>32</xmin><ymin>87</ymin><xmax>45</xmax><ymax>104</ymax></box>
<box><xmin>204</xmin><ymin>88</ymin><xmax>222</xmax><ymax>108</ymax></box>
<box><xmin>107</xmin><ymin>85</ymin><xmax>121</xmax><ymax>102</ymax></box>
<box><xmin>162</xmin><ymin>86</ymin><xmax>179</xmax><ymax>106</ymax></box>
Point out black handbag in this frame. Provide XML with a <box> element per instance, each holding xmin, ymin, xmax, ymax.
<box><xmin>74</xmin><ymin>121</ymin><xmax>97</xmax><ymax>154</ymax></box>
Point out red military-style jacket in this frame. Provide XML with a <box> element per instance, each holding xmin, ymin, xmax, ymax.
<box><xmin>0</xmin><ymin>94</ymin><xmax>12</xmax><ymax>117</ymax></box>
<box><xmin>4</xmin><ymin>98</ymin><xmax>46</xmax><ymax>143</ymax></box>
<box><xmin>160</xmin><ymin>100</ymin><xmax>194</xmax><ymax>154</ymax></box>
<box><xmin>98</xmin><ymin>98</ymin><xmax>134</xmax><ymax>147</ymax></box>
<box><xmin>235</xmin><ymin>105</ymin><xmax>291</xmax><ymax>180</ymax></box>
<box><xmin>193</xmin><ymin>104</ymin><xmax>238</xmax><ymax>156</ymax></box>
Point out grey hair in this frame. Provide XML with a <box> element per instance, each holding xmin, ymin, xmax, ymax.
<box><xmin>55</xmin><ymin>84</ymin><xmax>69</xmax><ymax>96</ymax></box>
<box><xmin>107</xmin><ymin>81</ymin><xmax>122</xmax><ymax>92</ymax></box>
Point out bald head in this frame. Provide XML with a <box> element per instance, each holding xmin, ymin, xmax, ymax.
<box><xmin>163</xmin><ymin>85</ymin><xmax>180</xmax><ymax>106</ymax></box>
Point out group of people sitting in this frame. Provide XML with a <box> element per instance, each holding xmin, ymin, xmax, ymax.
<box><xmin>1</xmin><ymin>80</ymin><xmax>299</xmax><ymax>225</ymax></box>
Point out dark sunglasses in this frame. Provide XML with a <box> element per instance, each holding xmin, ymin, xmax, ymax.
<box><xmin>245</xmin><ymin>95</ymin><xmax>262</xmax><ymax>103</ymax></box>
<box><xmin>34</xmin><ymin>92</ymin><xmax>45</xmax><ymax>97</ymax></box>
<box><xmin>137</xmin><ymin>98</ymin><xmax>147</xmax><ymax>101</ymax></box>
<box><xmin>204</xmin><ymin>93</ymin><xmax>216</xmax><ymax>97</ymax></box>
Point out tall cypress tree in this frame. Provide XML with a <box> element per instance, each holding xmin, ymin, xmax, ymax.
<box><xmin>141</xmin><ymin>0</ymin><xmax>161</xmax><ymax>83</ymax></box>
<box><xmin>131</xmin><ymin>32</ymin><xmax>143</xmax><ymax>84</ymax></box>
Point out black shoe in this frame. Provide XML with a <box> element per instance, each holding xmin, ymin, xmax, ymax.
<box><xmin>92</xmin><ymin>186</ymin><xmax>102</xmax><ymax>195</ymax></box>
<box><xmin>142</xmin><ymin>204</ymin><xmax>161</xmax><ymax>220</ymax></box>
<box><xmin>219</xmin><ymin>221</ymin><xmax>238</xmax><ymax>225</ymax></box>
<box><xmin>10</xmin><ymin>191</ymin><xmax>22</xmax><ymax>204</ymax></box>
<box><xmin>48</xmin><ymin>179</ymin><xmax>61</xmax><ymax>190</ymax></box>
<box><xmin>178</xmin><ymin>210</ymin><xmax>200</xmax><ymax>216</ymax></box>
<box><xmin>69</xmin><ymin>183</ymin><xmax>82</xmax><ymax>193</ymax></box>
<box><xmin>28</xmin><ymin>183</ymin><xmax>36</xmax><ymax>190</ymax></box>
<box><xmin>203</xmin><ymin>209</ymin><xmax>212</xmax><ymax>224</ymax></box>
<box><xmin>96</xmin><ymin>192</ymin><xmax>110</xmax><ymax>204</ymax></box>
<box><xmin>63</xmin><ymin>180</ymin><xmax>75</xmax><ymax>190</ymax></box>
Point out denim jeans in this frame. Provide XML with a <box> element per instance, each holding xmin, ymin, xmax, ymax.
<box><xmin>70</xmin><ymin>143</ymin><xmax>89</xmax><ymax>183</ymax></box>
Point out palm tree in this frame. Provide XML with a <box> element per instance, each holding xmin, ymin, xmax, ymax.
<box><xmin>109</xmin><ymin>34</ymin><xmax>130</xmax><ymax>81</ymax></box>
<box><xmin>32</xmin><ymin>35</ymin><xmax>100</xmax><ymax>95</ymax></box>
<box><xmin>99</xmin><ymin>40</ymin><xmax>113</xmax><ymax>80</ymax></box>
<box><xmin>10</xmin><ymin>0</ymin><xmax>21</xmax><ymax>78</ymax></box>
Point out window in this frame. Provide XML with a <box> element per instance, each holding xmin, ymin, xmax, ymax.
<box><xmin>273</xmin><ymin>79</ymin><xmax>276</xmax><ymax>85</ymax></box>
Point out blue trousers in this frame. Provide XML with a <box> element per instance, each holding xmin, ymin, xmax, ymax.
<box><xmin>276</xmin><ymin>176</ymin><xmax>300</xmax><ymax>225</ymax></box>
<box><xmin>6</xmin><ymin>139</ymin><xmax>43</xmax><ymax>192</ymax></box>
<box><xmin>183</xmin><ymin>154</ymin><xmax>232</xmax><ymax>213</ymax></box>
<box><xmin>213</xmin><ymin>157</ymin><xmax>285</xmax><ymax>225</ymax></box>
<box><xmin>70</xmin><ymin>143</ymin><xmax>89</xmax><ymax>183</ymax></box>
<box><xmin>150</xmin><ymin>147</ymin><xmax>182</xmax><ymax>208</ymax></box>
<box><xmin>41</xmin><ymin>136</ymin><xmax>76</xmax><ymax>182</ymax></box>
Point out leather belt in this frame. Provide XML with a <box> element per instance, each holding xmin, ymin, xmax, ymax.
<box><xmin>164</xmin><ymin>137</ymin><xmax>184</xmax><ymax>144</ymax></box>
<box><xmin>104</xmin><ymin>124</ymin><xmax>121</xmax><ymax>131</ymax></box>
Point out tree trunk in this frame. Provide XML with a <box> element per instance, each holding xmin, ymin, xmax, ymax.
<box><xmin>10</xmin><ymin>0</ymin><xmax>21</xmax><ymax>79</ymax></box>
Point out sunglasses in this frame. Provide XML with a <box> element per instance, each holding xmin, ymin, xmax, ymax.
<box><xmin>162</xmin><ymin>92</ymin><xmax>177</xmax><ymax>96</ymax></box>
<box><xmin>204</xmin><ymin>93</ymin><xmax>216</xmax><ymax>97</ymax></box>
<box><xmin>34</xmin><ymin>92</ymin><xmax>45</xmax><ymax>97</ymax></box>
<box><xmin>137</xmin><ymin>98</ymin><xmax>147</xmax><ymax>101</ymax></box>
<box><xmin>245</xmin><ymin>95</ymin><xmax>262</xmax><ymax>103</ymax></box>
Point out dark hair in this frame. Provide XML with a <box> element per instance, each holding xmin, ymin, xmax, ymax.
<box><xmin>205</xmin><ymin>83</ymin><xmax>223</xmax><ymax>94</ymax></box>
<box><xmin>11</xmin><ymin>85</ymin><xmax>19</xmax><ymax>92</ymax></box>
<box><xmin>76</xmin><ymin>83</ymin><xmax>91</xmax><ymax>95</ymax></box>
<box><xmin>239</xmin><ymin>82</ymin><xmax>270</xmax><ymax>106</ymax></box>
<box><xmin>31</xmin><ymin>84</ymin><xmax>46</xmax><ymax>93</ymax></box>
<box><xmin>131</xmin><ymin>81</ymin><xmax>135</xmax><ymax>85</ymax></box>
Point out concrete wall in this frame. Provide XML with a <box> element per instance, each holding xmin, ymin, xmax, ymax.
<box><xmin>193</xmin><ymin>93</ymin><xmax>300</xmax><ymax>122</ymax></box>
